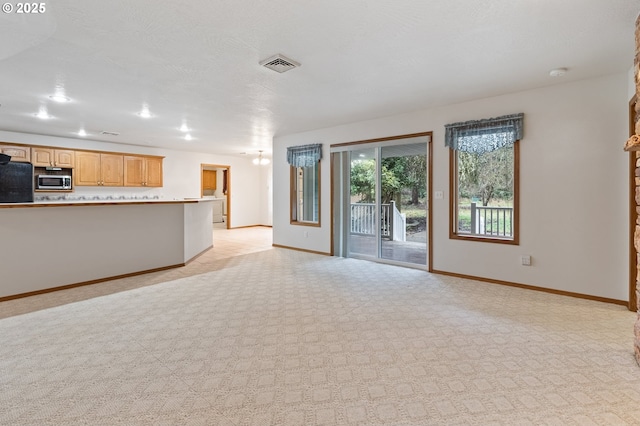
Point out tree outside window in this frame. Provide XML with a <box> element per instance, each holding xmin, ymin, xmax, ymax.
<box><xmin>446</xmin><ymin>113</ymin><xmax>523</xmax><ymax>244</ymax></box>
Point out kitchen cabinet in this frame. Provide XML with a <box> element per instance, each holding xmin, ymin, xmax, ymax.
<box><xmin>0</xmin><ymin>144</ymin><xmax>30</xmax><ymax>162</ymax></box>
<box><xmin>203</xmin><ymin>170</ymin><xmax>217</xmax><ymax>190</ymax></box>
<box><xmin>75</xmin><ymin>152</ymin><xmax>124</xmax><ymax>186</ymax></box>
<box><xmin>145</xmin><ymin>157</ymin><xmax>163</xmax><ymax>187</ymax></box>
<box><xmin>31</xmin><ymin>147</ymin><xmax>75</xmax><ymax>168</ymax></box>
<box><xmin>123</xmin><ymin>156</ymin><xmax>163</xmax><ymax>187</ymax></box>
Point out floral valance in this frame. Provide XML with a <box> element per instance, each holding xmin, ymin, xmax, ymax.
<box><xmin>286</xmin><ymin>143</ymin><xmax>322</xmax><ymax>167</ymax></box>
<box><xmin>445</xmin><ymin>113</ymin><xmax>524</xmax><ymax>154</ymax></box>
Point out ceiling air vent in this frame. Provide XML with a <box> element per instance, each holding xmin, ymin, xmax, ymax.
<box><xmin>259</xmin><ymin>54</ymin><xmax>300</xmax><ymax>73</ymax></box>
<box><xmin>101</xmin><ymin>130</ymin><xmax>120</xmax><ymax>136</ymax></box>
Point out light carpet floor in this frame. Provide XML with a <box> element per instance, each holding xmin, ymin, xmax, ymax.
<box><xmin>0</xmin><ymin>226</ymin><xmax>273</xmax><ymax>320</ymax></box>
<box><xmin>1</xmin><ymin>248</ymin><xmax>639</xmax><ymax>425</ymax></box>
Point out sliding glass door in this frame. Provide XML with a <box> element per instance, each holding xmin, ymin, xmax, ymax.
<box><xmin>348</xmin><ymin>147</ymin><xmax>378</xmax><ymax>258</ymax></box>
<box><xmin>333</xmin><ymin>134</ymin><xmax>430</xmax><ymax>268</ymax></box>
<box><xmin>379</xmin><ymin>143</ymin><xmax>427</xmax><ymax>265</ymax></box>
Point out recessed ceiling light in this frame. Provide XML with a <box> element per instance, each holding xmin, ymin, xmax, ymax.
<box><xmin>34</xmin><ymin>108</ymin><xmax>51</xmax><ymax>119</ymax></box>
<box><xmin>185</xmin><ymin>133</ymin><xmax>192</xmax><ymax>141</ymax></box>
<box><xmin>77</xmin><ymin>129</ymin><xmax>87</xmax><ymax>137</ymax></box>
<box><xmin>180</xmin><ymin>123</ymin><xmax>189</xmax><ymax>132</ymax></box>
<box><xmin>49</xmin><ymin>94</ymin><xmax>70</xmax><ymax>103</ymax></box>
<box><xmin>137</xmin><ymin>104</ymin><xmax>152</xmax><ymax>118</ymax></box>
<box><xmin>549</xmin><ymin>68</ymin><xmax>568</xmax><ymax>77</ymax></box>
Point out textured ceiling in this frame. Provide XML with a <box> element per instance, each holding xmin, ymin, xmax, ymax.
<box><xmin>0</xmin><ymin>0</ymin><xmax>638</xmax><ymax>157</ymax></box>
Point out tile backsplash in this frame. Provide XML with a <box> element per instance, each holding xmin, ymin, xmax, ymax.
<box><xmin>35</xmin><ymin>194</ymin><xmax>163</xmax><ymax>202</ymax></box>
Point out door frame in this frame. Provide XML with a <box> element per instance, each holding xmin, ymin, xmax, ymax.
<box><xmin>201</xmin><ymin>163</ymin><xmax>231</xmax><ymax>230</ymax></box>
<box><xmin>330</xmin><ymin>131</ymin><xmax>433</xmax><ymax>269</ymax></box>
<box><xmin>629</xmin><ymin>96</ymin><xmax>637</xmax><ymax>312</ymax></box>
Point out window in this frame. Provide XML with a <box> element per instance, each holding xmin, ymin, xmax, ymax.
<box><xmin>446</xmin><ymin>113</ymin><xmax>523</xmax><ymax>244</ymax></box>
<box><xmin>288</xmin><ymin>144</ymin><xmax>322</xmax><ymax>226</ymax></box>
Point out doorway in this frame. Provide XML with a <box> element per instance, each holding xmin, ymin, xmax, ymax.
<box><xmin>331</xmin><ymin>133</ymin><xmax>432</xmax><ymax>268</ymax></box>
<box><xmin>201</xmin><ymin>164</ymin><xmax>230</xmax><ymax>229</ymax></box>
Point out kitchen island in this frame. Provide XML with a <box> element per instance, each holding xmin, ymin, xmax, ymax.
<box><xmin>0</xmin><ymin>199</ymin><xmax>213</xmax><ymax>300</ymax></box>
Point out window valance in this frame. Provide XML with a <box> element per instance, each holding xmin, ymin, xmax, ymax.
<box><xmin>287</xmin><ymin>143</ymin><xmax>322</xmax><ymax>167</ymax></box>
<box><xmin>445</xmin><ymin>113</ymin><xmax>524</xmax><ymax>154</ymax></box>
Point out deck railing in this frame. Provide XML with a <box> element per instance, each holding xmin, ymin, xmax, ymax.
<box><xmin>351</xmin><ymin>201</ymin><xmax>406</xmax><ymax>240</ymax></box>
<box><xmin>392</xmin><ymin>203</ymin><xmax>406</xmax><ymax>242</ymax></box>
<box><xmin>470</xmin><ymin>203</ymin><xmax>513</xmax><ymax>237</ymax></box>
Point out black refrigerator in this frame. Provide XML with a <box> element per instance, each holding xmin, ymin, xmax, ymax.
<box><xmin>0</xmin><ymin>154</ymin><xmax>34</xmax><ymax>203</ymax></box>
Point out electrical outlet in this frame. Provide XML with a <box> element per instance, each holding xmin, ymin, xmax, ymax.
<box><xmin>521</xmin><ymin>255</ymin><xmax>531</xmax><ymax>266</ymax></box>
<box><xmin>304</xmin><ymin>231</ymin><xmax>308</xmax><ymax>238</ymax></box>
<box><xmin>435</xmin><ymin>191</ymin><xmax>444</xmax><ymax>199</ymax></box>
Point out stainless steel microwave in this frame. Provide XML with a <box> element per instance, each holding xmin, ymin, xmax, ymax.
<box><xmin>37</xmin><ymin>175</ymin><xmax>72</xmax><ymax>190</ymax></box>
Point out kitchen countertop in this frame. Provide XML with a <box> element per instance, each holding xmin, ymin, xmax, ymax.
<box><xmin>0</xmin><ymin>198</ymin><xmax>214</xmax><ymax>208</ymax></box>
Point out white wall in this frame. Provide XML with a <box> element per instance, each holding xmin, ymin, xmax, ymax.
<box><xmin>184</xmin><ymin>200</ymin><xmax>214</xmax><ymax>262</ymax></box>
<box><xmin>0</xmin><ymin>130</ymin><xmax>267</xmax><ymax>227</ymax></box>
<box><xmin>259</xmin><ymin>163</ymin><xmax>274</xmax><ymax>226</ymax></box>
<box><xmin>272</xmin><ymin>142</ymin><xmax>331</xmax><ymax>252</ymax></box>
<box><xmin>273</xmin><ymin>73</ymin><xmax>630</xmax><ymax>301</ymax></box>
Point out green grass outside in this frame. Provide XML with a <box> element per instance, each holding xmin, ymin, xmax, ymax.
<box><xmin>457</xmin><ymin>199</ymin><xmax>513</xmax><ymax>235</ymax></box>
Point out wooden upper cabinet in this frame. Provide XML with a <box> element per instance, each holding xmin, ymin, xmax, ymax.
<box><xmin>56</xmin><ymin>150</ymin><xmax>75</xmax><ymax>168</ymax></box>
<box><xmin>123</xmin><ymin>156</ymin><xmax>144</xmax><ymax>186</ymax></box>
<box><xmin>74</xmin><ymin>152</ymin><xmax>101</xmax><ymax>186</ymax></box>
<box><xmin>75</xmin><ymin>152</ymin><xmax>123</xmax><ymax>186</ymax></box>
<box><xmin>101</xmin><ymin>154</ymin><xmax>124</xmax><ymax>186</ymax></box>
<box><xmin>203</xmin><ymin>170</ymin><xmax>217</xmax><ymax>190</ymax></box>
<box><xmin>31</xmin><ymin>148</ymin><xmax>75</xmax><ymax>168</ymax></box>
<box><xmin>0</xmin><ymin>144</ymin><xmax>30</xmax><ymax>162</ymax></box>
<box><xmin>124</xmin><ymin>156</ymin><xmax>163</xmax><ymax>187</ymax></box>
<box><xmin>145</xmin><ymin>157</ymin><xmax>163</xmax><ymax>187</ymax></box>
<box><xmin>32</xmin><ymin>148</ymin><xmax>54</xmax><ymax>167</ymax></box>
<box><xmin>1</xmin><ymin>142</ymin><xmax>161</xmax><ymax>188</ymax></box>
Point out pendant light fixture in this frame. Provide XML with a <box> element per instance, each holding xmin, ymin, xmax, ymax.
<box><xmin>252</xmin><ymin>150</ymin><xmax>270</xmax><ymax>165</ymax></box>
